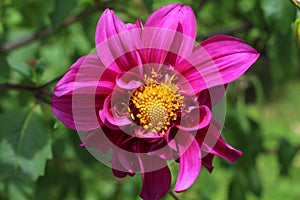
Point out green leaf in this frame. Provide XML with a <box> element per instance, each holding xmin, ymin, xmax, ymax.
<box><xmin>50</xmin><ymin>0</ymin><xmax>78</xmax><ymax>29</ymax></box>
<box><xmin>0</xmin><ymin>107</ymin><xmax>52</xmax><ymax>181</ymax></box>
<box><xmin>0</xmin><ymin>55</ymin><xmax>9</xmax><ymax>81</ymax></box>
<box><xmin>277</xmin><ymin>138</ymin><xmax>297</xmax><ymax>176</ymax></box>
<box><xmin>267</xmin><ymin>33</ymin><xmax>298</xmax><ymax>88</ymax></box>
<box><xmin>246</xmin><ymin>167</ymin><xmax>262</xmax><ymax>197</ymax></box>
<box><xmin>228</xmin><ymin>176</ymin><xmax>246</xmax><ymax>200</ymax></box>
<box><xmin>8</xmin><ymin>60</ymin><xmax>32</xmax><ymax>78</ymax></box>
<box><xmin>143</xmin><ymin>0</ymin><xmax>153</xmax><ymax>11</ymax></box>
<box><xmin>261</xmin><ymin>0</ymin><xmax>296</xmax><ymax>35</ymax></box>
<box><xmin>6</xmin><ymin>178</ymin><xmax>34</xmax><ymax>200</ymax></box>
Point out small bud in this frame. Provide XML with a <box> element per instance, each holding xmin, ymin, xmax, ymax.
<box><xmin>293</xmin><ymin>18</ymin><xmax>300</xmax><ymax>50</ymax></box>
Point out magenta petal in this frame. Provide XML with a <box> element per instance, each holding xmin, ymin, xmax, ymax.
<box><xmin>81</xmin><ymin>128</ymin><xmax>110</xmax><ymax>153</ymax></box>
<box><xmin>177</xmin><ymin>105</ymin><xmax>212</xmax><ymax>131</ymax></box>
<box><xmin>51</xmin><ymin>93</ymin><xmax>104</xmax><ymax>131</ymax></box>
<box><xmin>52</xmin><ymin>95</ymin><xmax>76</xmax><ymax>130</ymax></box>
<box><xmin>177</xmin><ymin>35</ymin><xmax>259</xmax><ymax>93</ymax></box>
<box><xmin>202</xmin><ymin>153</ymin><xmax>214</xmax><ymax>173</ymax></box>
<box><xmin>54</xmin><ymin>55</ymin><xmax>116</xmax><ymax>97</ymax></box>
<box><xmin>111</xmin><ymin>150</ymin><xmax>137</xmax><ymax>177</ymax></box>
<box><xmin>95</xmin><ymin>9</ymin><xmax>143</xmax><ymax>71</ymax></box>
<box><xmin>203</xmin><ymin>124</ymin><xmax>242</xmax><ymax>162</ymax></box>
<box><xmin>175</xmin><ymin>138</ymin><xmax>201</xmax><ymax>192</ymax></box>
<box><xmin>142</xmin><ymin>4</ymin><xmax>196</xmax><ymax>65</ymax></box>
<box><xmin>99</xmin><ymin>95</ymin><xmax>132</xmax><ymax>129</ymax></box>
<box><xmin>52</xmin><ymin>55</ymin><xmax>113</xmax><ymax>131</ymax></box>
<box><xmin>95</xmin><ymin>9</ymin><xmax>141</xmax><ymax>46</ymax></box>
<box><xmin>145</xmin><ymin>4</ymin><xmax>196</xmax><ymax>39</ymax></box>
<box><xmin>140</xmin><ymin>163</ymin><xmax>171</xmax><ymax>200</ymax></box>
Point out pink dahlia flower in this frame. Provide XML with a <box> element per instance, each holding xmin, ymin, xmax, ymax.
<box><xmin>52</xmin><ymin>4</ymin><xmax>259</xmax><ymax>200</ymax></box>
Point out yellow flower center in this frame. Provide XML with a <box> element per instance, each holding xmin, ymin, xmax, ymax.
<box><xmin>129</xmin><ymin>78</ymin><xmax>183</xmax><ymax>135</ymax></box>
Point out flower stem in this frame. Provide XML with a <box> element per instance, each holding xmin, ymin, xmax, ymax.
<box><xmin>168</xmin><ymin>190</ymin><xmax>179</xmax><ymax>200</ymax></box>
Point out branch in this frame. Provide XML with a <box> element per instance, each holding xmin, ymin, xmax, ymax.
<box><xmin>0</xmin><ymin>4</ymin><xmax>104</xmax><ymax>53</ymax></box>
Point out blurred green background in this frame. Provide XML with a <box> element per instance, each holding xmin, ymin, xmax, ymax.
<box><xmin>0</xmin><ymin>0</ymin><xmax>299</xmax><ymax>199</ymax></box>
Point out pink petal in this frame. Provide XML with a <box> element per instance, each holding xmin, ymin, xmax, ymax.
<box><xmin>111</xmin><ymin>150</ymin><xmax>137</xmax><ymax>177</ymax></box>
<box><xmin>80</xmin><ymin>129</ymin><xmax>110</xmax><ymax>152</ymax></box>
<box><xmin>52</xmin><ymin>55</ymin><xmax>113</xmax><ymax>131</ymax></box>
<box><xmin>54</xmin><ymin>55</ymin><xmax>117</xmax><ymax>97</ymax></box>
<box><xmin>99</xmin><ymin>95</ymin><xmax>132</xmax><ymax>129</ymax></box>
<box><xmin>95</xmin><ymin>9</ymin><xmax>143</xmax><ymax>71</ymax></box>
<box><xmin>202</xmin><ymin>123</ymin><xmax>242</xmax><ymax>162</ymax></box>
<box><xmin>175</xmin><ymin>137</ymin><xmax>201</xmax><ymax>192</ymax></box>
<box><xmin>177</xmin><ymin>35</ymin><xmax>259</xmax><ymax>94</ymax></box>
<box><xmin>202</xmin><ymin>153</ymin><xmax>214</xmax><ymax>173</ymax></box>
<box><xmin>95</xmin><ymin>9</ymin><xmax>142</xmax><ymax>46</ymax></box>
<box><xmin>177</xmin><ymin>105</ymin><xmax>212</xmax><ymax>131</ymax></box>
<box><xmin>51</xmin><ymin>93</ymin><xmax>104</xmax><ymax>131</ymax></box>
<box><xmin>145</xmin><ymin>4</ymin><xmax>196</xmax><ymax>39</ymax></box>
<box><xmin>142</xmin><ymin>4</ymin><xmax>196</xmax><ymax>66</ymax></box>
<box><xmin>139</xmin><ymin>159</ymin><xmax>171</xmax><ymax>200</ymax></box>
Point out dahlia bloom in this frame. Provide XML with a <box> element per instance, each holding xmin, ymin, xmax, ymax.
<box><xmin>52</xmin><ymin>4</ymin><xmax>259</xmax><ymax>200</ymax></box>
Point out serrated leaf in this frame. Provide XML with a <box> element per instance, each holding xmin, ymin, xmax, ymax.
<box><xmin>0</xmin><ymin>107</ymin><xmax>52</xmax><ymax>181</ymax></box>
<box><xmin>50</xmin><ymin>0</ymin><xmax>78</xmax><ymax>29</ymax></box>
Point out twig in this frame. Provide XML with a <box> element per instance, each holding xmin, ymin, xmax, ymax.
<box><xmin>0</xmin><ymin>5</ymin><xmax>104</xmax><ymax>53</ymax></box>
<box><xmin>168</xmin><ymin>190</ymin><xmax>180</xmax><ymax>200</ymax></box>
<box><xmin>0</xmin><ymin>83</ymin><xmax>37</xmax><ymax>92</ymax></box>
<box><xmin>38</xmin><ymin>74</ymin><xmax>64</xmax><ymax>89</ymax></box>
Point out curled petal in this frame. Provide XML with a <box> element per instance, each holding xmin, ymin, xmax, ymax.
<box><xmin>99</xmin><ymin>95</ymin><xmax>132</xmax><ymax>128</ymax></box>
<box><xmin>202</xmin><ymin>124</ymin><xmax>242</xmax><ymax>162</ymax></box>
<box><xmin>177</xmin><ymin>105</ymin><xmax>212</xmax><ymax>131</ymax></box>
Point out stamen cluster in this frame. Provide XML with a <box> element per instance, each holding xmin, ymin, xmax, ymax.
<box><xmin>129</xmin><ymin>79</ymin><xmax>183</xmax><ymax>135</ymax></box>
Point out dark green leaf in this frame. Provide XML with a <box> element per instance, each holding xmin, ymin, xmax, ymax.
<box><xmin>0</xmin><ymin>55</ymin><xmax>9</xmax><ymax>81</ymax></box>
<box><xmin>261</xmin><ymin>0</ymin><xmax>296</xmax><ymax>35</ymax></box>
<box><xmin>143</xmin><ymin>0</ymin><xmax>153</xmax><ymax>11</ymax></box>
<box><xmin>277</xmin><ymin>138</ymin><xmax>297</xmax><ymax>175</ymax></box>
<box><xmin>0</xmin><ymin>107</ymin><xmax>52</xmax><ymax>181</ymax></box>
<box><xmin>228</xmin><ymin>176</ymin><xmax>246</xmax><ymax>200</ymax></box>
<box><xmin>267</xmin><ymin>34</ymin><xmax>298</xmax><ymax>88</ymax></box>
<box><xmin>246</xmin><ymin>167</ymin><xmax>262</xmax><ymax>197</ymax></box>
<box><xmin>50</xmin><ymin>0</ymin><xmax>78</xmax><ymax>29</ymax></box>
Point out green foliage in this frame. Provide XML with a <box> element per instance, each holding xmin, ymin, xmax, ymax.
<box><xmin>50</xmin><ymin>0</ymin><xmax>78</xmax><ymax>29</ymax></box>
<box><xmin>0</xmin><ymin>0</ymin><xmax>300</xmax><ymax>200</ymax></box>
<box><xmin>0</xmin><ymin>107</ymin><xmax>52</xmax><ymax>181</ymax></box>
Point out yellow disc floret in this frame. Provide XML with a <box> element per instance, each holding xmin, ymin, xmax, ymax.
<box><xmin>129</xmin><ymin>77</ymin><xmax>183</xmax><ymax>135</ymax></box>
